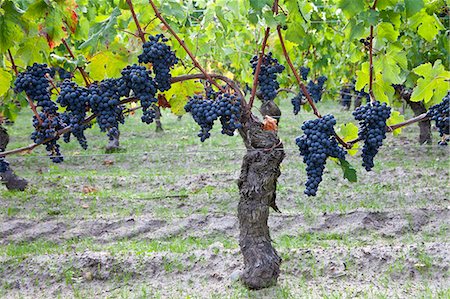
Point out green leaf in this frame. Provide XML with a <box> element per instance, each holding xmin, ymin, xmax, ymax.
<box><xmin>377</xmin><ymin>22</ymin><xmax>399</xmax><ymax>42</ymax></box>
<box><xmin>86</xmin><ymin>51</ymin><xmax>127</xmax><ymax>81</ymax></box>
<box><xmin>376</xmin><ymin>45</ymin><xmax>407</xmax><ymax>84</ymax></box>
<box><xmin>79</xmin><ymin>7</ymin><xmax>121</xmax><ymax>54</ymax></box>
<box><xmin>410</xmin><ymin>10</ymin><xmax>444</xmax><ymax>42</ymax></box>
<box><xmin>0</xmin><ymin>68</ymin><xmax>12</xmax><ymax>96</ymax></box>
<box><xmin>387</xmin><ymin>110</ymin><xmax>406</xmax><ymax>136</ymax></box>
<box><xmin>404</xmin><ymin>0</ymin><xmax>424</xmax><ymax>18</ymax></box>
<box><xmin>337</xmin><ymin>158</ymin><xmax>357</xmax><ymax>183</ymax></box>
<box><xmin>355</xmin><ymin>62</ymin><xmax>369</xmax><ymax>91</ymax></box>
<box><xmin>0</xmin><ymin>1</ymin><xmax>27</xmax><ymax>53</ymax></box>
<box><xmin>336</xmin><ymin>122</ymin><xmax>360</xmax><ymax>156</ymax></box>
<box><xmin>410</xmin><ymin>60</ymin><xmax>450</xmax><ymax>104</ymax></box>
<box><xmin>338</xmin><ymin>0</ymin><xmax>365</xmax><ymax>19</ymax></box>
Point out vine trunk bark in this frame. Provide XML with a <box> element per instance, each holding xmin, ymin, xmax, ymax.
<box><xmin>0</xmin><ymin>125</ymin><xmax>28</xmax><ymax>191</ymax></box>
<box><xmin>237</xmin><ymin>120</ymin><xmax>285</xmax><ymax>289</ymax></box>
<box><xmin>394</xmin><ymin>86</ymin><xmax>432</xmax><ymax>144</ymax></box>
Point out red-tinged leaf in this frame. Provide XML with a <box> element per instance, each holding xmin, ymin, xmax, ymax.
<box><xmin>158</xmin><ymin>94</ymin><xmax>171</xmax><ymax>108</ymax></box>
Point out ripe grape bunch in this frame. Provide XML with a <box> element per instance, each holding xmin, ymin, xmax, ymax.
<box><xmin>14</xmin><ymin>63</ymin><xmax>58</xmax><ymax>114</ymax></box>
<box><xmin>300</xmin><ymin>66</ymin><xmax>310</xmax><ymax>80</ymax></box>
<box><xmin>308</xmin><ymin>75</ymin><xmax>327</xmax><ymax>103</ymax></box>
<box><xmin>296</xmin><ymin>115</ymin><xmax>347</xmax><ymax>196</ymax></box>
<box><xmin>31</xmin><ymin>113</ymin><xmax>65</xmax><ymax>163</ymax></box>
<box><xmin>250</xmin><ymin>52</ymin><xmax>285</xmax><ymax>101</ymax></box>
<box><xmin>138</xmin><ymin>34</ymin><xmax>179</xmax><ymax>92</ymax></box>
<box><xmin>14</xmin><ymin>64</ymin><xmax>65</xmax><ymax>162</ymax></box>
<box><xmin>340</xmin><ymin>85</ymin><xmax>352</xmax><ymax>109</ymax></box>
<box><xmin>427</xmin><ymin>92</ymin><xmax>449</xmax><ymax>145</ymax></box>
<box><xmin>353</xmin><ymin>101</ymin><xmax>391</xmax><ymax>171</ymax></box>
<box><xmin>121</xmin><ymin>65</ymin><xmax>158</xmax><ymax>124</ymax></box>
<box><xmin>87</xmin><ymin>79</ymin><xmax>125</xmax><ymax>141</ymax></box>
<box><xmin>184</xmin><ymin>93</ymin><xmax>242</xmax><ymax>142</ymax></box>
<box><xmin>57</xmin><ymin>81</ymin><xmax>90</xmax><ymax>149</ymax></box>
<box><xmin>291</xmin><ymin>92</ymin><xmax>303</xmax><ymax>115</ymax></box>
<box><xmin>0</xmin><ymin>158</ymin><xmax>10</xmax><ymax>173</ymax></box>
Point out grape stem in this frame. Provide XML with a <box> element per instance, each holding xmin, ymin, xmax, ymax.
<box><xmin>0</xmin><ymin>73</ymin><xmax>246</xmax><ymax>158</ymax></box>
<box><xmin>146</xmin><ymin>0</ymin><xmax>226</xmax><ymax>93</ymax></box>
<box><xmin>61</xmin><ymin>39</ymin><xmax>91</xmax><ymax>86</ymax></box>
<box><xmin>276</xmin><ymin>27</ymin><xmax>322</xmax><ymax>118</ymax></box>
<box><xmin>45</xmin><ymin>74</ymin><xmax>60</xmax><ymax>95</ymax></box>
<box><xmin>248</xmin><ymin>27</ymin><xmax>271</xmax><ymax>110</ymax></box>
<box><xmin>7</xmin><ymin>49</ymin><xmax>43</xmax><ymax>125</ymax></box>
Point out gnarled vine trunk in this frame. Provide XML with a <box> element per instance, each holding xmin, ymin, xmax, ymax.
<box><xmin>394</xmin><ymin>86</ymin><xmax>432</xmax><ymax>144</ymax></box>
<box><xmin>0</xmin><ymin>125</ymin><xmax>28</xmax><ymax>191</ymax></box>
<box><xmin>237</xmin><ymin>120</ymin><xmax>285</xmax><ymax>289</ymax></box>
<box><xmin>405</xmin><ymin>99</ymin><xmax>432</xmax><ymax>144</ymax></box>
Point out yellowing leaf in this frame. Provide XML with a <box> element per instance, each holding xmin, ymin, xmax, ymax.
<box><xmin>86</xmin><ymin>51</ymin><xmax>128</xmax><ymax>81</ymax></box>
<box><xmin>387</xmin><ymin>110</ymin><xmax>406</xmax><ymax>136</ymax></box>
<box><xmin>336</xmin><ymin>123</ymin><xmax>359</xmax><ymax>156</ymax></box>
<box><xmin>410</xmin><ymin>60</ymin><xmax>450</xmax><ymax>105</ymax></box>
<box><xmin>0</xmin><ymin>68</ymin><xmax>12</xmax><ymax>96</ymax></box>
<box><xmin>165</xmin><ymin>80</ymin><xmax>203</xmax><ymax>116</ymax></box>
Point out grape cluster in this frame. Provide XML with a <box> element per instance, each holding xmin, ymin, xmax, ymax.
<box><xmin>184</xmin><ymin>93</ymin><xmax>242</xmax><ymax>142</ymax></box>
<box><xmin>356</xmin><ymin>90</ymin><xmax>370</xmax><ymax>105</ymax></box>
<box><xmin>57</xmin><ymin>67</ymin><xmax>73</xmax><ymax>80</ymax></box>
<box><xmin>31</xmin><ymin>113</ymin><xmax>65</xmax><ymax>163</ymax></box>
<box><xmin>353</xmin><ymin>102</ymin><xmax>391</xmax><ymax>171</ymax></box>
<box><xmin>427</xmin><ymin>92</ymin><xmax>449</xmax><ymax>143</ymax></box>
<box><xmin>308</xmin><ymin>76</ymin><xmax>327</xmax><ymax>103</ymax></box>
<box><xmin>138</xmin><ymin>34</ymin><xmax>178</xmax><ymax>92</ymax></box>
<box><xmin>296</xmin><ymin>115</ymin><xmax>347</xmax><ymax>196</ymax></box>
<box><xmin>205</xmin><ymin>85</ymin><xmax>219</xmax><ymax>100</ymax></box>
<box><xmin>87</xmin><ymin>79</ymin><xmax>124</xmax><ymax>140</ymax></box>
<box><xmin>340</xmin><ymin>86</ymin><xmax>352</xmax><ymax>109</ymax></box>
<box><xmin>57</xmin><ymin>81</ymin><xmax>90</xmax><ymax>149</ymax></box>
<box><xmin>300</xmin><ymin>66</ymin><xmax>310</xmax><ymax>80</ymax></box>
<box><xmin>0</xmin><ymin>158</ymin><xmax>10</xmax><ymax>173</ymax></box>
<box><xmin>250</xmin><ymin>52</ymin><xmax>285</xmax><ymax>101</ymax></box>
<box><xmin>291</xmin><ymin>92</ymin><xmax>303</xmax><ymax>115</ymax></box>
<box><xmin>14</xmin><ymin>63</ymin><xmax>57</xmax><ymax>114</ymax></box>
<box><xmin>121</xmin><ymin>65</ymin><xmax>158</xmax><ymax>124</ymax></box>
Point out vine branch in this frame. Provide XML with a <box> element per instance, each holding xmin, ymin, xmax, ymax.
<box><xmin>368</xmin><ymin>0</ymin><xmax>378</xmax><ymax>102</ymax></box>
<box><xmin>61</xmin><ymin>39</ymin><xmax>91</xmax><ymax>86</ymax></box>
<box><xmin>276</xmin><ymin>27</ymin><xmax>321</xmax><ymax>118</ymax></box>
<box><xmin>248</xmin><ymin>27</ymin><xmax>271</xmax><ymax>110</ymax></box>
<box><xmin>7</xmin><ymin>49</ymin><xmax>43</xmax><ymax>124</ymax></box>
<box><xmin>126</xmin><ymin>0</ymin><xmax>146</xmax><ymax>42</ymax></box>
<box><xmin>147</xmin><ymin>0</ymin><xmax>225</xmax><ymax>93</ymax></box>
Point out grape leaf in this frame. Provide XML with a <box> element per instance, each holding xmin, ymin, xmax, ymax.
<box><xmin>336</xmin><ymin>123</ymin><xmax>359</xmax><ymax>156</ymax></box>
<box><xmin>410</xmin><ymin>60</ymin><xmax>450</xmax><ymax>105</ymax></box>
<box><xmin>337</xmin><ymin>158</ymin><xmax>357</xmax><ymax>182</ymax></box>
<box><xmin>338</xmin><ymin>0</ymin><xmax>365</xmax><ymax>19</ymax></box>
<box><xmin>404</xmin><ymin>0</ymin><xmax>424</xmax><ymax>17</ymax></box>
<box><xmin>0</xmin><ymin>69</ymin><xmax>12</xmax><ymax>96</ymax></box>
<box><xmin>410</xmin><ymin>10</ymin><xmax>444</xmax><ymax>42</ymax></box>
<box><xmin>387</xmin><ymin>110</ymin><xmax>406</xmax><ymax>136</ymax></box>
